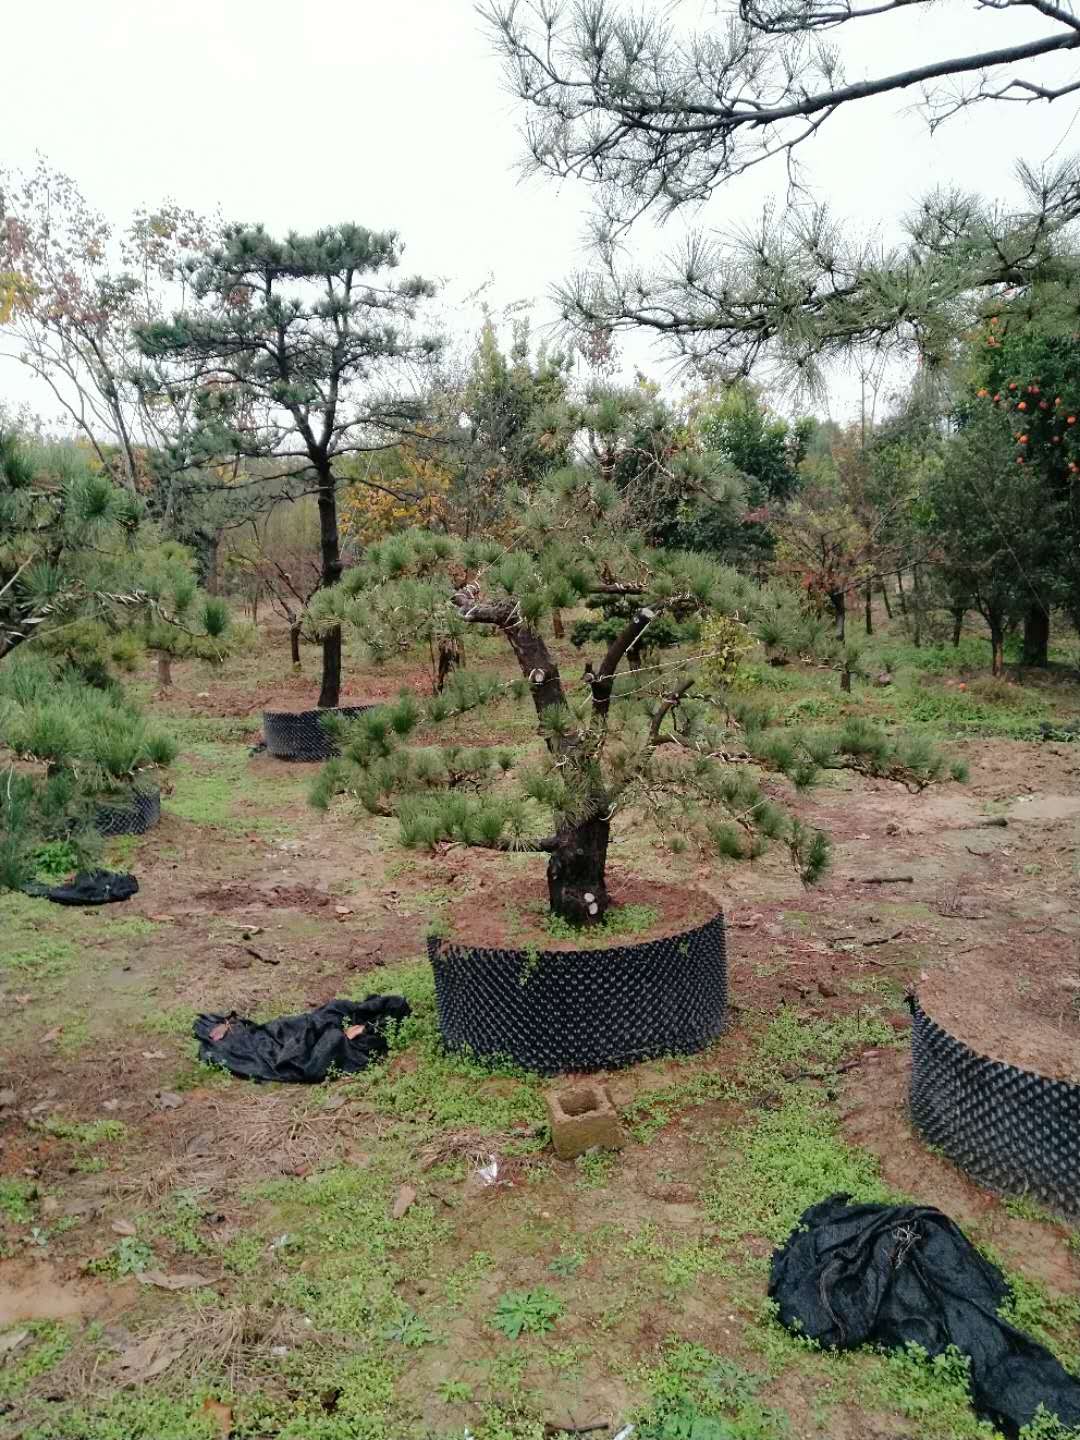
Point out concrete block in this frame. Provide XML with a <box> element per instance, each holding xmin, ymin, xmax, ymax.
<box><xmin>546</xmin><ymin>1082</ymin><xmax>625</xmax><ymax>1161</ymax></box>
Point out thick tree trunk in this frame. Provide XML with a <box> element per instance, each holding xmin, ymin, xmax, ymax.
<box><xmin>1022</xmin><ymin>605</ymin><xmax>1050</xmax><ymax>667</ymax></box>
<box><xmin>951</xmin><ymin>608</ymin><xmax>964</xmax><ymax>648</ymax></box>
<box><xmin>289</xmin><ymin>623</ymin><xmax>302</xmax><ymax>671</ymax></box>
<box><xmin>552</xmin><ymin>608</ymin><xmax>565</xmax><ymax>640</ymax></box>
<box><xmin>864</xmin><ymin>582</ymin><xmax>873</xmax><ymax>637</ymax></box>
<box><xmin>316</xmin><ymin>474</ymin><xmax>344</xmax><ymax>710</ymax></box>
<box><xmin>990</xmin><ymin>623</ymin><xmax>1005</xmax><ymax>677</ymax></box>
<box><xmin>546</xmin><ymin>812</ymin><xmax>611</xmax><ymax>926</ymax></box>
<box><xmin>156</xmin><ymin>652</ymin><xmax>172</xmax><ymax>690</ymax></box>
<box><xmin>827</xmin><ymin>590</ymin><xmax>846</xmax><ymax>642</ymax></box>
<box><xmin>880</xmin><ymin>583</ymin><xmax>893</xmax><ymax>620</ymax></box>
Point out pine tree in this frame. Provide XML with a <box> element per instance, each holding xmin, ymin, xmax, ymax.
<box><xmin>136</xmin><ymin>224</ymin><xmax>442</xmax><ymax>708</ymax></box>
<box><xmin>0</xmin><ymin>432</ymin><xmax>223</xmax><ymax>887</ymax></box>
<box><xmin>310</xmin><ymin>465</ymin><xmax>958</xmax><ymax>927</ymax></box>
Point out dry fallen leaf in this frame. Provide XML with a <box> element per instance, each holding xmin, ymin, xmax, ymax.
<box><xmin>141</xmin><ymin>1050</ymin><xmax>167</xmax><ymax>1060</ymax></box>
<box><xmin>391</xmin><ymin>1184</ymin><xmax>417</xmax><ymax>1219</ymax></box>
<box><xmin>40</xmin><ymin>1027</ymin><xmax>62</xmax><ymax>1043</ymax></box>
<box><xmin>201</xmin><ymin>1397</ymin><xmax>233</xmax><ymax>1437</ymax></box>
<box><xmin>154</xmin><ymin>1091</ymin><xmax>184</xmax><ymax>1111</ymax></box>
<box><xmin>115</xmin><ymin>1331</ymin><xmax>185</xmax><ymax>1384</ymax></box>
<box><xmin>0</xmin><ymin>1328</ymin><xmax>29</xmax><ymax>1357</ymax></box>
<box><xmin>136</xmin><ymin>1270</ymin><xmax>214</xmax><ymax>1291</ymax></box>
<box><xmin>111</xmin><ymin>1220</ymin><xmax>137</xmax><ymax>1236</ymax></box>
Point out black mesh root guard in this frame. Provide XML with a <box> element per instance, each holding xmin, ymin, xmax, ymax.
<box><xmin>262</xmin><ymin>705</ymin><xmax>373</xmax><ymax>762</ymax></box>
<box><xmin>94</xmin><ymin>786</ymin><xmax>161</xmax><ymax>837</ymax></box>
<box><xmin>909</xmin><ymin>995</ymin><xmax>1080</xmax><ymax>1219</ymax></box>
<box><xmin>428</xmin><ymin>912</ymin><xmax>727</xmax><ymax>1074</ymax></box>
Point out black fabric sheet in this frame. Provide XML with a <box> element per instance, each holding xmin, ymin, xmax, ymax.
<box><xmin>23</xmin><ymin>870</ymin><xmax>138</xmax><ymax>905</ymax></box>
<box><xmin>193</xmin><ymin>995</ymin><xmax>410</xmax><ymax>1083</ymax></box>
<box><xmin>769</xmin><ymin>1195</ymin><xmax>1080</xmax><ymax>1437</ymax></box>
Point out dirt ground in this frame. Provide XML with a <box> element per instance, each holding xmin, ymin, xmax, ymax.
<box><xmin>1</xmin><ymin>623</ymin><xmax>1079</xmax><ymax>1439</ymax></box>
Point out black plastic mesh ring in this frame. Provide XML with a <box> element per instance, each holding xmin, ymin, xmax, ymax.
<box><xmin>262</xmin><ymin>705</ymin><xmax>373</xmax><ymax>762</ymax></box>
<box><xmin>94</xmin><ymin>786</ymin><xmax>161</xmax><ymax>837</ymax></box>
<box><xmin>910</xmin><ymin>996</ymin><xmax>1080</xmax><ymax>1218</ymax></box>
<box><xmin>428</xmin><ymin>912</ymin><xmax>727</xmax><ymax>1074</ymax></box>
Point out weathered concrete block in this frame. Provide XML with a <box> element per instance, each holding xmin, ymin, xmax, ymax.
<box><xmin>546</xmin><ymin>1082</ymin><xmax>625</xmax><ymax>1161</ymax></box>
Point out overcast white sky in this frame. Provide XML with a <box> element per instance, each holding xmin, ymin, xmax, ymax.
<box><xmin>1</xmin><ymin>0</ymin><xmax>1078</xmax><ymax>423</ymax></box>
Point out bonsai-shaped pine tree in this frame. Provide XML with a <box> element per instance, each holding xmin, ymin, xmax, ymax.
<box><xmin>136</xmin><ymin>223</ymin><xmax>442</xmax><ymax>709</ymax></box>
<box><xmin>309</xmin><ymin>467</ymin><xmax>844</xmax><ymax>927</ymax></box>
<box><xmin>0</xmin><ymin>432</ymin><xmax>222</xmax><ymax>886</ymax></box>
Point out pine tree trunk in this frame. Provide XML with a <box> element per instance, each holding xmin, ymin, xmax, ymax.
<box><xmin>290</xmin><ymin>624</ymin><xmax>302</xmax><ymax>671</ymax></box>
<box><xmin>952</xmin><ymin>608</ymin><xmax>964</xmax><ymax>648</ymax></box>
<box><xmin>1021</xmin><ymin>605</ymin><xmax>1050</xmax><ymax>667</ymax></box>
<box><xmin>896</xmin><ymin>571</ymin><xmax>907</xmax><ymax>615</ymax></box>
<box><xmin>880</xmin><ymin>583</ymin><xmax>893</xmax><ymax>620</ymax></box>
<box><xmin>316</xmin><ymin>472</ymin><xmax>344</xmax><ymax>710</ymax></box>
<box><xmin>864</xmin><ymin>582</ymin><xmax>873</xmax><ymax>637</ymax></box>
<box><xmin>552</xmin><ymin>608</ymin><xmax>565</xmax><ymax>640</ymax></box>
<box><xmin>546</xmin><ymin>812</ymin><xmax>611</xmax><ymax>926</ymax></box>
<box><xmin>828</xmin><ymin>590</ymin><xmax>846</xmax><ymax>642</ymax></box>
<box><xmin>156</xmin><ymin>652</ymin><xmax>172</xmax><ymax>690</ymax></box>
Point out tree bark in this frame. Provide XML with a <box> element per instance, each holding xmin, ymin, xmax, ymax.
<box><xmin>1021</xmin><ymin>605</ymin><xmax>1050</xmax><ymax>667</ymax></box>
<box><xmin>880</xmin><ymin>583</ymin><xmax>893</xmax><ymax>620</ymax></box>
<box><xmin>290</xmin><ymin>623</ymin><xmax>302</xmax><ymax>671</ymax></box>
<box><xmin>546</xmin><ymin>812</ymin><xmax>611</xmax><ymax>925</ymax></box>
<box><xmin>951</xmin><ymin>607</ymin><xmax>964</xmax><ymax>648</ymax></box>
<box><xmin>896</xmin><ymin>571</ymin><xmax>907</xmax><ymax>615</ymax></box>
<box><xmin>435</xmin><ymin>636</ymin><xmax>462</xmax><ymax>693</ymax></box>
<box><xmin>156</xmin><ymin>651</ymin><xmax>172</xmax><ymax>690</ymax></box>
<box><xmin>864</xmin><ymin>582</ymin><xmax>873</xmax><ymax>636</ymax></box>
<box><xmin>316</xmin><ymin>472</ymin><xmax>344</xmax><ymax>709</ymax></box>
<box><xmin>912</xmin><ymin>565</ymin><xmax>923</xmax><ymax>648</ymax></box>
<box><xmin>552</xmin><ymin>608</ymin><xmax>565</xmax><ymax>640</ymax></box>
<box><xmin>990</xmin><ymin>621</ymin><xmax>1005</xmax><ymax>677</ymax></box>
<box><xmin>827</xmin><ymin>590</ymin><xmax>846</xmax><ymax>642</ymax></box>
<box><xmin>840</xmin><ymin>667</ymin><xmax>852</xmax><ymax>693</ymax></box>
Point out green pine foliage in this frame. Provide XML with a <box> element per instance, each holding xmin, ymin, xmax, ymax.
<box><xmin>0</xmin><ymin>433</ymin><xmax>227</xmax><ymax>888</ymax></box>
<box><xmin>310</xmin><ymin>469</ymin><xmax>956</xmax><ymax>910</ymax></box>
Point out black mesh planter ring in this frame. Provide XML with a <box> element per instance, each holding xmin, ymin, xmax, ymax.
<box><xmin>909</xmin><ymin>996</ymin><xmax>1080</xmax><ymax>1219</ymax></box>
<box><xmin>428</xmin><ymin>912</ymin><xmax>727</xmax><ymax>1074</ymax></box>
<box><xmin>262</xmin><ymin>705</ymin><xmax>374</xmax><ymax>762</ymax></box>
<box><xmin>94</xmin><ymin>786</ymin><xmax>161</xmax><ymax>837</ymax></box>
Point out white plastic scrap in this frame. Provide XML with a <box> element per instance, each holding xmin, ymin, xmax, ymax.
<box><xmin>613</xmin><ymin>1427</ymin><xmax>636</xmax><ymax>1440</ymax></box>
<box><xmin>474</xmin><ymin>1154</ymin><xmax>499</xmax><ymax>1187</ymax></box>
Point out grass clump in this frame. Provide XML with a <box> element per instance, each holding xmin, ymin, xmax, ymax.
<box><xmin>0</xmin><ymin>1178</ymin><xmax>36</xmax><ymax>1224</ymax></box>
<box><xmin>543</xmin><ymin>903</ymin><xmax>659</xmax><ymax>946</ymax></box>
<box><xmin>40</xmin><ymin>1117</ymin><xmax>125</xmax><ymax>1149</ymax></box>
<box><xmin>0</xmin><ymin>1321</ymin><xmax>71</xmax><ymax>1403</ymax></box>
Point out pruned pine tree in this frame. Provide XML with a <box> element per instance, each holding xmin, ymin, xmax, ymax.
<box><xmin>136</xmin><ymin>224</ymin><xmax>443</xmax><ymax>709</ymax></box>
<box><xmin>311</xmin><ymin>470</ymin><xmax>958</xmax><ymax>927</ymax></box>
<box><xmin>0</xmin><ymin>433</ymin><xmax>219</xmax><ymax>887</ymax></box>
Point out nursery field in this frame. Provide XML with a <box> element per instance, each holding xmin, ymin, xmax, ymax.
<box><xmin>2</xmin><ymin>620</ymin><xmax>1079</xmax><ymax>1440</ymax></box>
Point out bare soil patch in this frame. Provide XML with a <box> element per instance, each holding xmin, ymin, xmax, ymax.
<box><xmin>442</xmin><ymin>870</ymin><xmax>719</xmax><ymax>951</ymax></box>
<box><xmin>918</xmin><ymin>949</ymin><xmax>1080</xmax><ymax>1082</ymax></box>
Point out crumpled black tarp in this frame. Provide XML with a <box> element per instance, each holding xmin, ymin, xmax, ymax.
<box><xmin>193</xmin><ymin>995</ymin><xmax>411</xmax><ymax>1083</ymax></box>
<box><xmin>23</xmin><ymin>870</ymin><xmax>139</xmax><ymax>906</ymax></box>
<box><xmin>769</xmin><ymin>1195</ymin><xmax>1080</xmax><ymax>1438</ymax></box>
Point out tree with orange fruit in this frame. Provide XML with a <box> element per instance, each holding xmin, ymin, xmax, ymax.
<box><xmin>975</xmin><ymin>326</ymin><xmax>1080</xmax><ymax>662</ymax></box>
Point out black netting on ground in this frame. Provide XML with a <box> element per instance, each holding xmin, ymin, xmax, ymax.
<box><xmin>770</xmin><ymin>1196</ymin><xmax>1080</xmax><ymax>1438</ymax></box>
<box><xmin>262</xmin><ymin>705</ymin><xmax>374</xmax><ymax>761</ymax></box>
<box><xmin>910</xmin><ymin>997</ymin><xmax>1080</xmax><ymax>1219</ymax></box>
<box><xmin>429</xmin><ymin>913</ymin><xmax>726</xmax><ymax>1074</ymax></box>
<box><xmin>94</xmin><ymin>787</ymin><xmax>161</xmax><ymax>837</ymax></box>
<box><xmin>193</xmin><ymin>995</ymin><xmax>411</xmax><ymax>1083</ymax></box>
